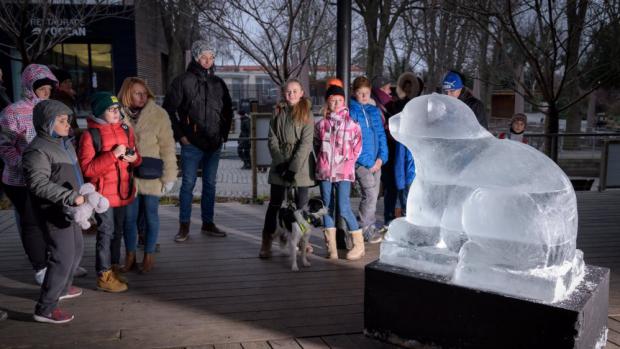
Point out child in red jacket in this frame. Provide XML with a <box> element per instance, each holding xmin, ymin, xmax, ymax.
<box><xmin>78</xmin><ymin>92</ymin><xmax>141</xmax><ymax>292</ymax></box>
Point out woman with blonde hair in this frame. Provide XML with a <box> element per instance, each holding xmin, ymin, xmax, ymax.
<box><xmin>259</xmin><ymin>78</ymin><xmax>316</xmax><ymax>258</ymax></box>
<box><xmin>118</xmin><ymin>77</ymin><xmax>178</xmax><ymax>273</ymax></box>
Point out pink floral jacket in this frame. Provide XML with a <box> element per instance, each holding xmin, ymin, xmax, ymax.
<box><xmin>314</xmin><ymin>108</ymin><xmax>362</xmax><ymax>182</ymax></box>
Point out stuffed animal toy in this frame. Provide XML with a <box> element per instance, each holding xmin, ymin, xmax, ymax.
<box><xmin>64</xmin><ymin>183</ymin><xmax>109</xmax><ymax>229</ymax></box>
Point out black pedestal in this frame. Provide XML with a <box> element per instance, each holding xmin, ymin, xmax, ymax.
<box><xmin>364</xmin><ymin>260</ymin><xmax>609</xmax><ymax>349</ymax></box>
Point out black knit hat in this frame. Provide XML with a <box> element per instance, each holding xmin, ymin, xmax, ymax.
<box><xmin>32</xmin><ymin>78</ymin><xmax>56</xmax><ymax>91</ymax></box>
<box><xmin>52</xmin><ymin>68</ymin><xmax>72</xmax><ymax>83</ymax></box>
<box><xmin>325</xmin><ymin>85</ymin><xmax>345</xmax><ymax>100</ymax></box>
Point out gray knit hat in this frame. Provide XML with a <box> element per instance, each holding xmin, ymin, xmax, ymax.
<box><xmin>191</xmin><ymin>40</ymin><xmax>215</xmax><ymax>61</ymax></box>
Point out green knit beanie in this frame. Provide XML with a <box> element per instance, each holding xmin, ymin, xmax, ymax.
<box><xmin>90</xmin><ymin>91</ymin><xmax>120</xmax><ymax>118</ymax></box>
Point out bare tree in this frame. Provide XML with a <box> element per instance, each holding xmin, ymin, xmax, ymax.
<box><xmin>462</xmin><ymin>0</ymin><xmax>612</xmax><ymax>160</ymax></box>
<box><xmin>0</xmin><ymin>0</ymin><xmax>133</xmax><ymax>65</ymax></box>
<box><xmin>354</xmin><ymin>0</ymin><xmax>422</xmax><ymax>79</ymax></box>
<box><xmin>197</xmin><ymin>0</ymin><xmax>329</xmax><ymax>87</ymax></box>
<box><xmin>155</xmin><ymin>0</ymin><xmax>204</xmax><ymax>85</ymax></box>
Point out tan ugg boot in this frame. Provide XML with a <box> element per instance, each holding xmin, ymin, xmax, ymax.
<box><xmin>259</xmin><ymin>230</ymin><xmax>273</xmax><ymax>259</ymax></box>
<box><xmin>324</xmin><ymin>228</ymin><xmax>338</xmax><ymax>259</ymax></box>
<box><xmin>346</xmin><ymin>229</ymin><xmax>365</xmax><ymax>260</ymax></box>
<box><xmin>97</xmin><ymin>270</ymin><xmax>128</xmax><ymax>293</ymax></box>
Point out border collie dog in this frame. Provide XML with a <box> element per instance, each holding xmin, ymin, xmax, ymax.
<box><xmin>272</xmin><ymin>197</ymin><xmax>326</xmax><ymax>271</ymax></box>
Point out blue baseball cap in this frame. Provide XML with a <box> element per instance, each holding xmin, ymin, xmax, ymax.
<box><xmin>442</xmin><ymin>71</ymin><xmax>463</xmax><ymax>91</ymax></box>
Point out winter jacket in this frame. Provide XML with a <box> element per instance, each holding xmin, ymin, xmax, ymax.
<box><xmin>314</xmin><ymin>108</ymin><xmax>362</xmax><ymax>182</ymax></box>
<box><xmin>459</xmin><ymin>88</ymin><xmax>488</xmax><ymax>129</ymax></box>
<box><xmin>0</xmin><ymin>64</ymin><xmax>58</xmax><ymax>186</ymax></box>
<box><xmin>268</xmin><ymin>101</ymin><xmax>316</xmax><ymax>187</ymax></box>
<box><xmin>78</xmin><ymin>117</ymin><xmax>142</xmax><ymax>207</ymax></box>
<box><xmin>124</xmin><ymin>99</ymin><xmax>178</xmax><ymax>197</ymax></box>
<box><xmin>22</xmin><ymin>100</ymin><xmax>84</xmax><ymax>228</ymax></box>
<box><xmin>349</xmin><ymin>98</ymin><xmax>388</xmax><ymax>168</ymax></box>
<box><xmin>163</xmin><ymin>60</ymin><xmax>233</xmax><ymax>152</ymax></box>
<box><xmin>499</xmin><ymin>131</ymin><xmax>528</xmax><ymax>144</ymax></box>
<box><xmin>394</xmin><ymin>142</ymin><xmax>415</xmax><ymax>190</ymax></box>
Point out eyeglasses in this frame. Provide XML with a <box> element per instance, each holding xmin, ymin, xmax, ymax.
<box><xmin>107</xmin><ymin>106</ymin><xmax>120</xmax><ymax>113</ymax></box>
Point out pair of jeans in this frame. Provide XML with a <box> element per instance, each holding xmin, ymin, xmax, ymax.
<box><xmin>398</xmin><ymin>186</ymin><xmax>410</xmax><ymax>216</ymax></box>
<box><xmin>319</xmin><ymin>180</ymin><xmax>359</xmax><ymax>232</ymax></box>
<box><xmin>4</xmin><ymin>184</ymin><xmax>47</xmax><ymax>271</ymax></box>
<box><xmin>355</xmin><ymin>166</ymin><xmax>381</xmax><ymax>229</ymax></box>
<box><xmin>95</xmin><ymin>206</ymin><xmax>126</xmax><ymax>274</ymax></box>
<box><xmin>124</xmin><ymin>194</ymin><xmax>160</xmax><ymax>254</ymax></box>
<box><xmin>35</xmin><ymin>222</ymin><xmax>83</xmax><ymax>315</ymax></box>
<box><xmin>383</xmin><ymin>182</ymin><xmax>398</xmax><ymax>226</ymax></box>
<box><xmin>179</xmin><ymin>143</ymin><xmax>221</xmax><ymax>224</ymax></box>
<box><xmin>263</xmin><ymin>185</ymin><xmax>309</xmax><ymax>234</ymax></box>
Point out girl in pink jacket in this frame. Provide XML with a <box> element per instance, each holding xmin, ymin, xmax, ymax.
<box><xmin>314</xmin><ymin>79</ymin><xmax>364</xmax><ymax>261</ymax></box>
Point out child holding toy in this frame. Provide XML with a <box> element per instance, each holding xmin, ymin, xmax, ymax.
<box><xmin>78</xmin><ymin>92</ymin><xmax>141</xmax><ymax>293</ymax></box>
<box><xmin>22</xmin><ymin>99</ymin><xmax>86</xmax><ymax>324</ymax></box>
<box><xmin>315</xmin><ymin>78</ymin><xmax>363</xmax><ymax>260</ymax></box>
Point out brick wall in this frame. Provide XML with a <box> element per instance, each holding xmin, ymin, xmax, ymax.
<box><xmin>134</xmin><ymin>4</ymin><xmax>168</xmax><ymax>96</ymax></box>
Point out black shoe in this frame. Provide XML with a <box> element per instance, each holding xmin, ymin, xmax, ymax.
<box><xmin>201</xmin><ymin>222</ymin><xmax>227</xmax><ymax>237</ymax></box>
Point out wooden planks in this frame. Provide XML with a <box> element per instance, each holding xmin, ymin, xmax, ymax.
<box><xmin>0</xmin><ymin>190</ymin><xmax>618</xmax><ymax>348</ymax></box>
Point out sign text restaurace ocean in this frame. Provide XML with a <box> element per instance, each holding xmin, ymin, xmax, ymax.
<box><xmin>30</xmin><ymin>17</ymin><xmax>86</xmax><ymax>37</ymax></box>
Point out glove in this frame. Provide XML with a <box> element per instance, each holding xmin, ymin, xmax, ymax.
<box><xmin>282</xmin><ymin>170</ymin><xmax>296</xmax><ymax>183</ymax></box>
<box><xmin>163</xmin><ymin>181</ymin><xmax>175</xmax><ymax>194</ymax></box>
<box><xmin>275</xmin><ymin>162</ymin><xmax>289</xmax><ymax>175</ymax></box>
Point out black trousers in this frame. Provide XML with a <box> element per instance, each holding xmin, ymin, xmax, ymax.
<box><xmin>35</xmin><ymin>222</ymin><xmax>83</xmax><ymax>315</ymax></box>
<box><xmin>4</xmin><ymin>185</ymin><xmax>47</xmax><ymax>271</ymax></box>
<box><xmin>263</xmin><ymin>184</ymin><xmax>309</xmax><ymax>234</ymax></box>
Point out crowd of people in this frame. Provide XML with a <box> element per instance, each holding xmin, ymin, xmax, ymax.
<box><xmin>0</xmin><ymin>39</ymin><xmax>528</xmax><ymax>324</ymax></box>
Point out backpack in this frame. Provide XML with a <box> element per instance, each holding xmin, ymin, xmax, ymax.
<box><xmin>84</xmin><ymin>124</ymin><xmax>134</xmax><ymax>201</ymax></box>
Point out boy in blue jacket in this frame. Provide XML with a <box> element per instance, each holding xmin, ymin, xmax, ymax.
<box><xmin>349</xmin><ymin>76</ymin><xmax>388</xmax><ymax>243</ymax></box>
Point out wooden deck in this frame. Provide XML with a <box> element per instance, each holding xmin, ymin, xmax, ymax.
<box><xmin>0</xmin><ymin>190</ymin><xmax>619</xmax><ymax>348</ymax></box>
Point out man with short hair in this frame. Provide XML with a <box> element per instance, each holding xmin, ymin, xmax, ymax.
<box><xmin>442</xmin><ymin>71</ymin><xmax>488</xmax><ymax>129</ymax></box>
<box><xmin>163</xmin><ymin>40</ymin><xmax>233</xmax><ymax>242</ymax></box>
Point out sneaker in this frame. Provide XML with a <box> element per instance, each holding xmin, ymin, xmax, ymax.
<box><xmin>174</xmin><ymin>222</ymin><xmax>190</xmax><ymax>242</ymax></box>
<box><xmin>73</xmin><ymin>266</ymin><xmax>87</xmax><ymax>278</ymax></box>
<box><xmin>97</xmin><ymin>270</ymin><xmax>128</xmax><ymax>293</ymax></box>
<box><xmin>59</xmin><ymin>286</ymin><xmax>83</xmax><ymax>301</ymax></box>
<box><xmin>34</xmin><ymin>267</ymin><xmax>47</xmax><ymax>286</ymax></box>
<box><xmin>33</xmin><ymin>308</ymin><xmax>74</xmax><ymax>324</ymax></box>
<box><xmin>201</xmin><ymin>222</ymin><xmax>227</xmax><ymax>237</ymax></box>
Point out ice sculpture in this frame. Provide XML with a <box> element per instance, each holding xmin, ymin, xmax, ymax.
<box><xmin>380</xmin><ymin>93</ymin><xmax>584</xmax><ymax>303</ymax></box>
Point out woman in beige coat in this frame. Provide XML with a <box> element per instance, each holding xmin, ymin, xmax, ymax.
<box><xmin>259</xmin><ymin>79</ymin><xmax>316</xmax><ymax>258</ymax></box>
<box><xmin>119</xmin><ymin>77</ymin><xmax>178</xmax><ymax>273</ymax></box>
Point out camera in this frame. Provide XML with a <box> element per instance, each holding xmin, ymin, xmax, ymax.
<box><xmin>125</xmin><ymin>148</ymin><xmax>135</xmax><ymax>156</ymax></box>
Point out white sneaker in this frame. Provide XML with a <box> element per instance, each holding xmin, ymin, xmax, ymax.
<box><xmin>34</xmin><ymin>267</ymin><xmax>47</xmax><ymax>286</ymax></box>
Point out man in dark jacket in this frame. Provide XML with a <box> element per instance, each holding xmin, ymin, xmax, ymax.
<box><xmin>163</xmin><ymin>40</ymin><xmax>233</xmax><ymax>242</ymax></box>
<box><xmin>442</xmin><ymin>71</ymin><xmax>488</xmax><ymax>129</ymax></box>
<box><xmin>237</xmin><ymin>110</ymin><xmax>251</xmax><ymax>169</ymax></box>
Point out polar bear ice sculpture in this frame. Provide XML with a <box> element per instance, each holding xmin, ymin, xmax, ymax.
<box><xmin>380</xmin><ymin>93</ymin><xmax>584</xmax><ymax>303</ymax></box>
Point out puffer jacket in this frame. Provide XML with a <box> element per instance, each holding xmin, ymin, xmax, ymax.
<box><xmin>394</xmin><ymin>142</ymin><xmax>415</xmax><ymax>190</ymax></box>
<box><xmin>22</xmin><ymin>100</ymin><xmax>83</xmax><ymax>228</ymax></box>
<box><xmin>268</xmin><ymin>101</ymin><xmax>316</xmax><ymax>187</ymax></box>
<box><xmin>163</xmin><ymin>60</ymin><xmax>233</xmax><ymax>152</ymax></box>
<box><xmin>0</xmin><ymin>64</ymin><xmax>58</xmax><ymax>186</ymax></box>
<box><xmin>349</xmin><ymin>98</ymin><xmax>388</xmax><ymax>168</ymax></box>
<box><xmin>459</xmin><ymin>88</ymin><xmax>488</xmax><ymax>129</ymax></box>
<box><xmin>124</xmin><ymin>99</ymin><xmax>178</xmax><ymax>196</ymax></box>
<box><xmin>314</xmin><ymin>108</ymin><xmax>362</xmax><ymax>182</ymax></box>
<box><xmin>78</xmin><ymin>117</ymin><xmax>142</xmax><ymax>207</ymax></box>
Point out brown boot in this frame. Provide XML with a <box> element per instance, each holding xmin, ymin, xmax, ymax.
<box><xmin>324</xmin><ymin>228</ymin><xmax>338</xmax><ymax>259</ymax></box>
<box><xmin>346</xmin><ymin>229</ymin><xmax>365</xmax><ymax>260</ymax></box>
<box><xmin>174</xmin><ymin>222</ymin><xmax>190</xmax><ymax>242</ymax></box>
<box><xmin>120</xmin><ymin>251</ymin><xmax>136</xmax><ymax>273</ymax></box>
<box><xmin>259</xmin><ymin>230</ymin><xmax>273</xmax><ymax>259</ymax></box>
<box><xmin>140</xmin><ymin>253</ymin><xmax>154</xmax><ymax>274</ymax></box>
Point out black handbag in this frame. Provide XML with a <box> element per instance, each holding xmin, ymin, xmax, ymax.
<box><xmin>135</xmin><ymin>157</ymin><xmax>164</xmax><ymax>179</ymax></box>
